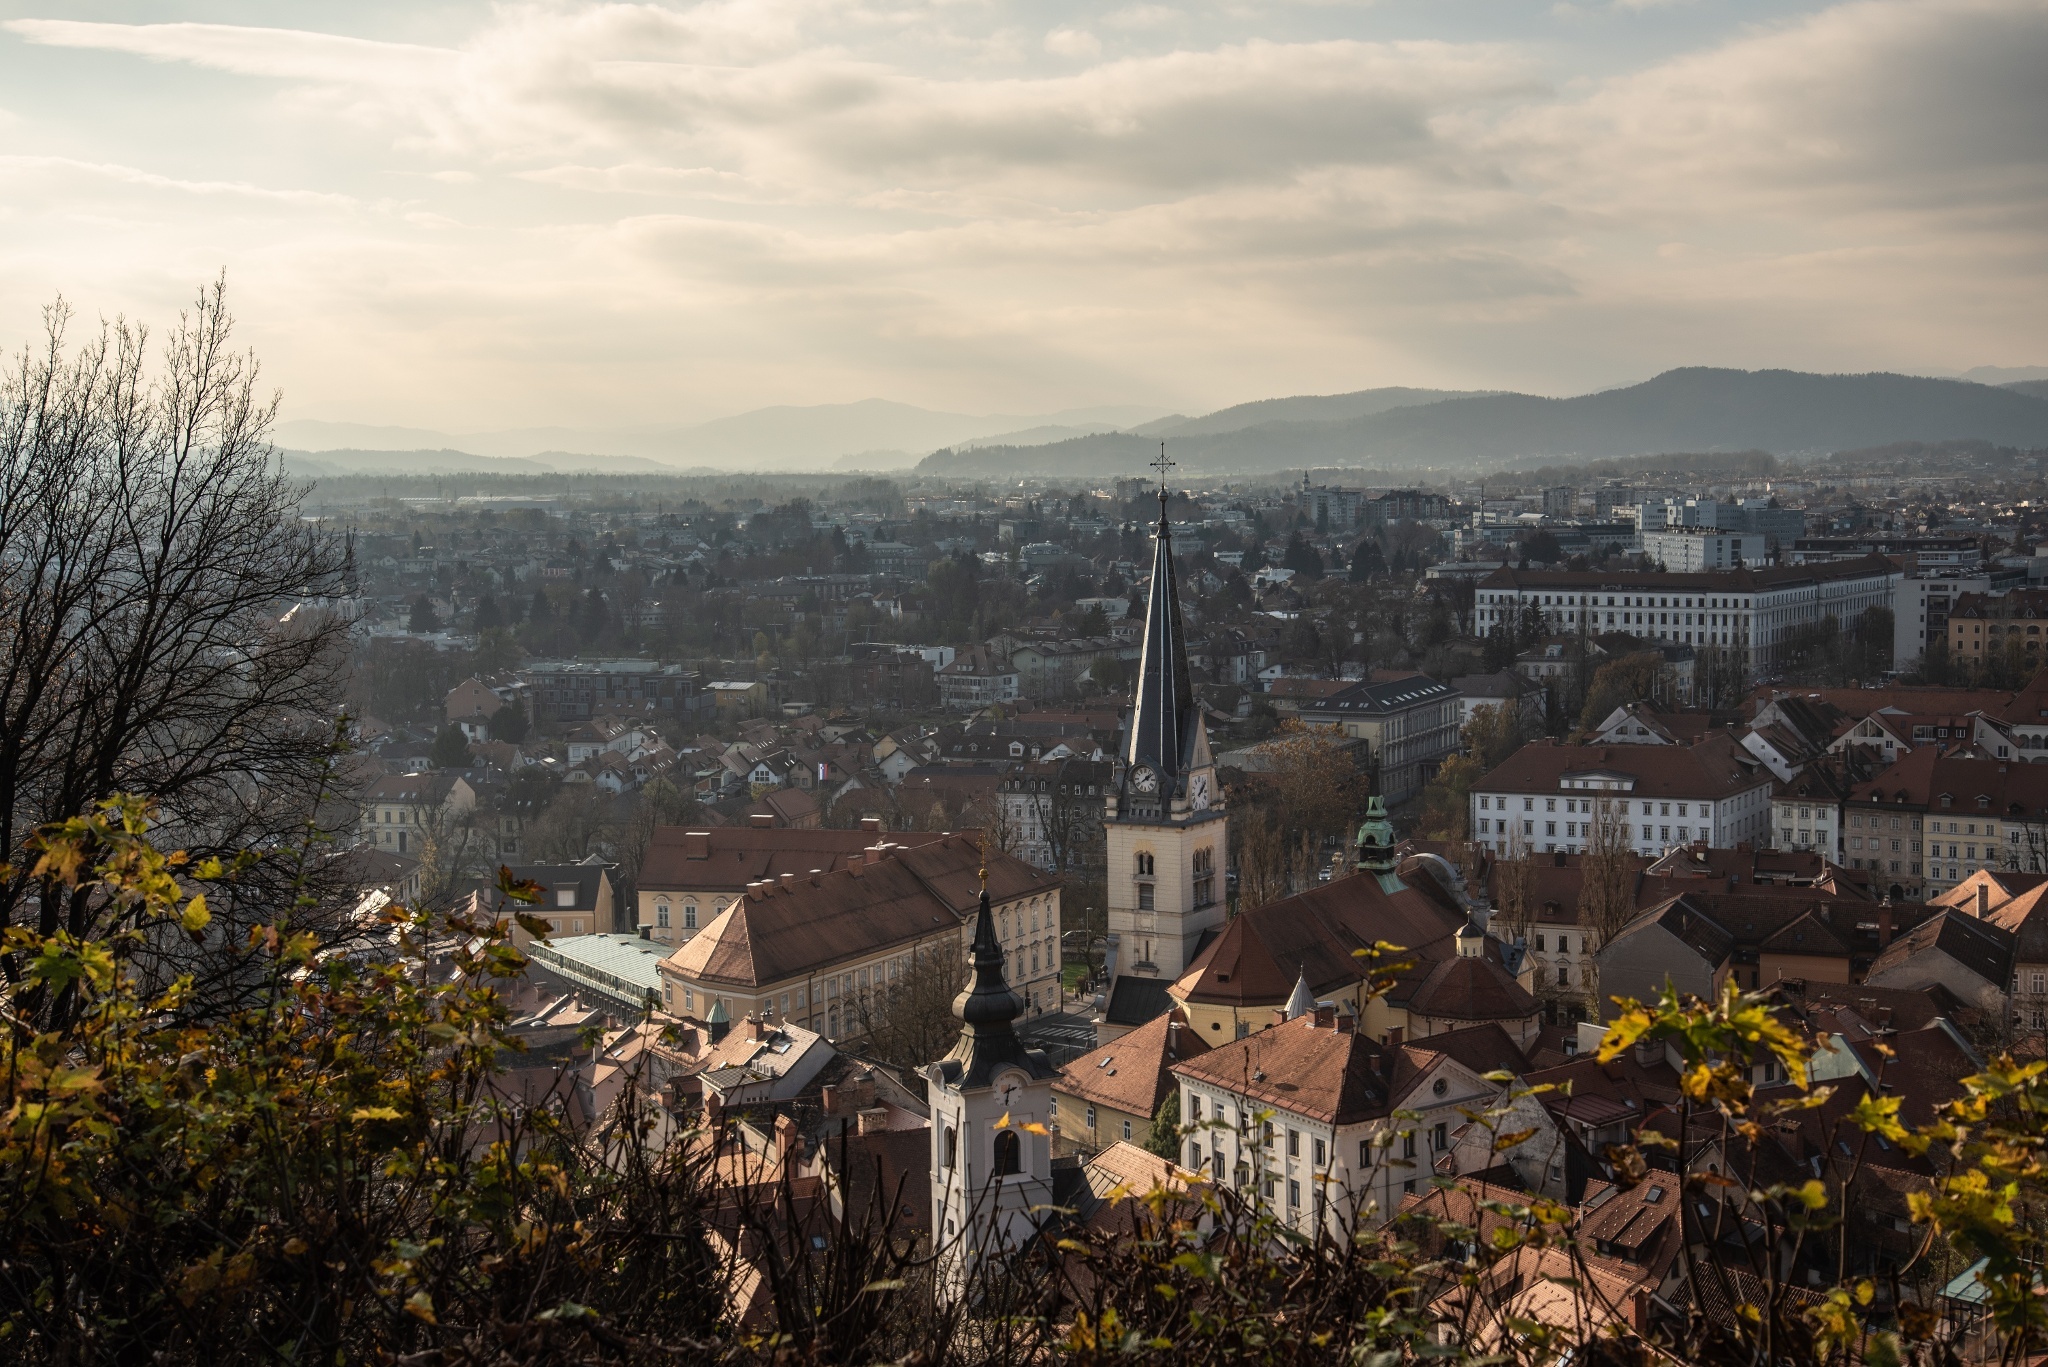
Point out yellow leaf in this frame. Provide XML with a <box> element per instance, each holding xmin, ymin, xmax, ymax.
<box><xmin>1020</xmin><ymin>1122</ymin><xmax>1051</xmax><ymax>1135</ymax></box>
<box><xmin>181</xmin><ymin>894</ymin><xmax>211</xmax><ymax>934</ymax></box>
<box><xmin>405</xmin><ymin>1290</ymin><xmax>437</xmax><ymax>1324</ymax></box>
<box><xmin>994</xmin><ymin>1112</ymin><xmax>1011</xmax><ymax>1130</ymax></box>
<box><xmin>351</xmin><ymin>1106</ymin><xmax>403</xmax><ymax>1122</ymax></box>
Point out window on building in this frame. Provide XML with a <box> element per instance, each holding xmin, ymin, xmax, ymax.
<box><xmin>944</xmin><ymin>1126</ymin><xmax>957</xmax><ymax>1170</ymax></box>
<box><xmin>993</xmin><ymin>1129</ymin><xmax>1021</xmax><ymax>1177</ymax></box>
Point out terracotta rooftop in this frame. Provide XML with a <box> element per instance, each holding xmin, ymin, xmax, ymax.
<box><xmin>1474</xmin><ymin>731</ymin><xmax>1767</xmax><ymax>798</ymax></box>
<box><xmin>1170</xmin><ymin>1013</ymin><xmax>1390</xmax><ymax>1126</ymax></box>
<box><xmin>1057</xmin><ymin>1009</ymin><xmax>1210</xmax><ymax>1120</ymax></box>
<box><xmin>662</xmin><ymin>834</ymin><xmax>1057</xmax><ymax>990</ymax></box>
<box><xmin>639</xmin><ymin>824</ymin><xmax>950</xmax><ymax>895</ymax></box>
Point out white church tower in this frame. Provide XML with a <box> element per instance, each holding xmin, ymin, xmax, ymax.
<box><xmin>1104</xmin><ymin>448</ymin><xmax>1228</xmax><ymax>984</ymax></box>
<box><xmin>927</xmin><ymin>866</ymin><xmax>1060</xmax><ymax>1298</ymax></box>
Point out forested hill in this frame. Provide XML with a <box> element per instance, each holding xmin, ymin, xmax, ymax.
<box><xmin>918</xmin><ymin>368</ymin><xmax>2048</xmax><ymax>477</ymax></box>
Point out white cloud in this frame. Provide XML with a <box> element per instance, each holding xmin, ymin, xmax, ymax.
<box><xmin>0</xmin><ymin>0</ymin><xmax>2044</xmax><ymax>424</ymax></box>
<box><xmin>1044</xmin><ymin>27</ymin><xmax>1102</xmax><ymax>58</ymax></box>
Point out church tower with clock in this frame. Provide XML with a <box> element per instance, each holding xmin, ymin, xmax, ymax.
<box><xmin>1104</xmin><ymin>451</ymin><xmax>1228</xmax><ymax>984</ymax></box>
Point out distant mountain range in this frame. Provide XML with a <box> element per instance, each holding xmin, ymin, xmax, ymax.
<box><xmin>917</xmin><ymin>369</ymin><xmax>2048</xmax><ymax>478</ymax></box>
<box><xmin>274</xmin><ymin>399</ymin><xmax>1173</xmax><ymax>473</ymax></box>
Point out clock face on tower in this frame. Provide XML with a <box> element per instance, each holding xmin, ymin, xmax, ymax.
<box><xmin>1131</xmin><ymin>765</ymin><xmax>1159</xmax><ymax>794</ymax></box>
<box><xmin>1190</xmin><ymin>773</ymin><xmax>1210</xmax><ymax>811</ymax></box>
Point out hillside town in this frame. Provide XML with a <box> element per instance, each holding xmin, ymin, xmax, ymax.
<box><xmin>304</xmin><ymin>445</ymin><xmax>2048</xmax><ymax>1341</ymax></box>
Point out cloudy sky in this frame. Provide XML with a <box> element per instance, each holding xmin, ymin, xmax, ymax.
<box><xmin>2</xmin><ymin>0</ymin><xmax>2044</xmax><ymax>431</ymax></box>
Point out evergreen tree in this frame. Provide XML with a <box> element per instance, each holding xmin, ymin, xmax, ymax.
<box><xmin>1144</xmin><ymin>1088</ymin><xmax>1182</xmax><ymax>1161</ymax></box>
<box><xmin>473</xmin><ymin>594</ymin><xmax>502</xmax><ymax>631</ymax></box>
<box><xmin>488</xmin><ymin>699</ymin><xmax>529</xmax><ymax>744</ymax></box>
<box><xmin>430</xmin><ymin>724</ymin><xmax>471</xmax><ymax>769</ymax></box>
<box><xmin>529</xmin><ymin>588</ymin><xmax>552</xmax><ymax>623</ymax></box>
<box><xmin>408</xmin><ymin>595</ymin><xmax>439</xmax><ymax>633</ymax></box>
<box><xmin>1349</xmin><ymin>539</ymin><xmax>1385</xmax><ymax>582</ymax></box>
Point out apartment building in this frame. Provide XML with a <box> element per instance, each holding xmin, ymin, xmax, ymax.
<box><xmin>1845</xmin><ymin>746</ymin><xmax>2048</xmax><ymax>900</ymax></box>
<box><xmin>655</xmin><ymin>833</ymin><xmax>1064</xmax><ymax>1034</ymax></box>
<box><xmin>634</xmin><ymin>818</ymin><xmax>949</xmax><ymax>946</ymax></box>
<box><xmin>1469</xmin><ymin>734</ymin><xmax>1774</xmax><ymax>859</ymax></box>
<box><xmin>1472</xmin><ymin>558</ymin><xmax>1901</xmax><ymax>678</ymax></box>
<box><xmin>1293</xmin><ymin>673</ymin><xmax>1463</xmax><ymax>805</ymax></box>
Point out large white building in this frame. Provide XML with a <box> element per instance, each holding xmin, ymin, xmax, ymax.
<box><xmin>1472</xmin><ymin>557</ymin><xmax>1901</xmax><ymax>679</ymax></box>
<box><xmin>1641</xmin><ymin>528</ymin><xmax>1766</xmax><ymax>572</ymax></box>
<box><xmin>1469</xmin><ymin>734</ymin><xmax>1775</xmax><ymax>859</ymax></box>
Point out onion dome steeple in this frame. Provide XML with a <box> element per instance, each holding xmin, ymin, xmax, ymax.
<box><xmin>940</xmin><ymin>856</ymin><xmax>1059</xmax><ymax>1088</ymax></box>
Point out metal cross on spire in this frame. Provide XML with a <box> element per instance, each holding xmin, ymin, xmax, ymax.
<box><xmin>1151</xmin><ymin>442</ymin><xmax>1174</xmax><ymax>495</ymax></box>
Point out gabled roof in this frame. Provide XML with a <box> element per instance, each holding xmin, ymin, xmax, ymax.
<box><xmin>1057</xmin><ymin>1010</ymin><xmax>1210</xmax><ymax>1120</ymax></box>
<box><xmin>1171</xmin><ymin>1015</ymin><xmax>1391</xmax><ymax>1126</ymax></box>
<box><xmin>1475</xmin><ymin>732</ymin><xmax>1767</xmax><ymax>798</ymax></box>
<box><xmin>1406</xmin><ymin>955</ymin><xmax>1539</xmax><ymax>1023</ymax></box>
<box><xmin>639</xmin><ymin>826</ymin><xmax>951</xmax><ymax>895</ymax></box>
<box><xmin>1171</xmin><ymin>867</ymin><xmax>1472</xmax><ymax>1009</ymax></box>
<box><xmin>662</xmin><ymin>836</ymin><xmax>1057</xmax><ymax>989</ymax></box>
<box><xmin>1867</xmin><ymin>910</ymin><xmax>2014</xmax><ymax>988</ymax></box>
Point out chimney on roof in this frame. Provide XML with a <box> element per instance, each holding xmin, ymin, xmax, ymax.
<box><xmin>857</xmin><ymin>1106</ymin><xmax>891</xmax><ymax>1137</ymax></box>
<box><xmin>1335</xmin><ymin>1011</ymin><xmax>1355</xmax><ymax>1035</ymax></box>
<box><xmin>775</xmin><ymin>1111</ymin><xmax>800</xmax><ymax>1156</ymax></box>
<box><xmin>1878</xmin><ymin>900</ymin><xmax>1894</xmax><ymax>949</ymax></box>
<box><xmin>1385</xmin><ymin>1026</ymin><xmax>1404</xmax><ymax>1048</ymax></box>
<box><xmin>860</xmin><ymin>816</ymin><xmax>882</xmax><ymax>833</ymax></box>
<box><xmin>1553</xmin><ymin>850</ymin><xmax>1566</xmax><ymax>867</ymax></box>
<box><xmin>864</xmin><ymin>844</ymin><xmax>886</xmax><ymax>865</ymax></box>
<box><xmin>1977</xmin><ymin>882</ymin><xmax>1990</xmax><ymax>918</ymax></box>
<box><xmin>746</xmin><ymin>1012</ymin><xmax>768</xmax><ymax>1042</ymax></box>
<box><xmin>779</xmin><ymin>872</ymin><xmax>797</xmax><ymax>890</ymax></box>
<box><xmin>1314</xmin><ymin>1004</ymin><xmax>1336</xmax><ymax>1030</ymax></box>
<box><xmin>821</xmin><ymin>1083</ymin><xmax>839</xmax><ymax>1114</ymax></box>
<box><xmin>750</xmin><ymin>812</ymin><xmax>776</xmax><ymax>828</ymax></box>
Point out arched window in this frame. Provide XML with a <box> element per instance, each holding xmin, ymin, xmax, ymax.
<box><xmin>993</xmin><ymin>1128</ymin><xmax>1021</xmax><ymax>1177</ymax></box>
<box><xmin>1135</xmin><ymin>851</ymin><xmax>1155</xmax><ymax>876</ymax></box>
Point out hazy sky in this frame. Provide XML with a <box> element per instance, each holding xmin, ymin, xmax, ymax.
<box><xmin>3</xmin><ymin>0</ymin><xmax>2044</xmax><ymax>430</ymax></box>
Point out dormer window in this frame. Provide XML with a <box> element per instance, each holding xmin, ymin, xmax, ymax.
<box><xmin>556</xmin><ymin>888</ymin><xmax>576</xmax><ymax>908</ymax></box>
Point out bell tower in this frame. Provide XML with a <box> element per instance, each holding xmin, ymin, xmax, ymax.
<box><xmin>927</xmin><ymin>865</ymin><xmax>1059</xmax><ymax>1299</ymax></box>
<box><xmin>1104</xmin><ymin>447</ymin><xmax>1228</xmax><ymax>983</ymax></box>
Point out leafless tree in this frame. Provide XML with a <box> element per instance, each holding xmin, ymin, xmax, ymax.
<box><xmin>845</xmin><ymin>939</ymin><xmax>966</xmax><ymax>1072</ymax></box>
<box><xmin>0</xmin><ymin>279</ymin><xmax>354</xmax><ymax>1020</ymax></box>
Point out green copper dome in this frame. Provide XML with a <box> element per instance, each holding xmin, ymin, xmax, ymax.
<box><xmin>1354</xmin><ymin>794</ymin><xmax>1398</xmax><ymax>875</ymax></box>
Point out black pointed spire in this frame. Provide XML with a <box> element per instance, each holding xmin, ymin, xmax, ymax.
<box><xmin>1125</xmin><ymin>445</ymin><xmax>1200</xmax><ymax>797</ymax></box>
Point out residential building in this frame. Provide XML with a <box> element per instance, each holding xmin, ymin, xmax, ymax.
<box><xmin>358</xmin><ymin>772</ymin><xmax>477</xmax><ymax>856</ymax></box>
<box><xmin>635</xmin><ymin>818</ymin><xmax>949</xmax><ymax>946</ymax></box>
<box><xmin>1362</xmin><ymin>489</ymin><xmax>1453</xmax><ymax>528</ymax></box>
<box><xmin>1292</xmin><ymin>673</ymin><xmax>1463</xmax><ymax>806</ymax></box>
<box><xmin>444</xmin><ymin>675</ymin><xmax>524</xmax><ymax>741</ymax></box>
<box><xmin>998</xmin><ymin>757</ymin><xmax>1111</xmax><ymax>875</ymax></box>
<box><xmin>467</xmin><ymin>859</ymin><xmax>623</xmax><ymax>938</ymax></box>
<box><xmin>1894</xmin><ymin>572</ymin><xmax>1992</xmax><ymax>670</ymax></box>
<box><xmin>937</xmin><ymin>647</ymin><xmax>1020</xmax><ymax>711</ymax></box>
<box><xmin>1472</xmin><ymin>558</ymin><xmax>1901</xmax><ymax>678</ymax></box>
<box><xmin>1862</xmin><ymin>911</ymin><xmax>2013</xmax><ymax>1016</ymax></box>
<box><xmin>518</xmin><ymin>658</ymin><xmax>704</xmax><ymax>726</ymax></box>
<box><xmin>655</xmin><ymin>834</ymin><xmax>1065</xmax><ymax>1032</ymax></box>
<box><xmin>1844</xmin><ymin>746</ymin><xmax>2048</xmax><ymax>899</ymax></box>
<box><xmin>1640</xmin><ymin>528</ymin><xmax>1766</xmax><ymax>571</ymax></box>
<box><xmin>1937</xmin><ymin>871</ymin><xmax>2048</xmax><ymax>1030</ymax></box>
<box><xmin>1449</xmin><ymin>670</ymin><xmax>1547</xmax><ymax>731</ymax></box>
<box><xmin>1595</xmin><ymin>891</ymin><xmax>1932</xmax><ymax>1015</ymax></box>
<box><xmin>1948</xmin><ymin>589</ymin><xmax>2048</xmax><ymax>670</ymax></box>
<box><xmin>1469</xmin><ymin>734</ymin><xmax>1773</xmax><ymax>860</ymax></box>
<box><xmin>1002</xmin><ymin>636</ymin><xmax>1140</xmax><ymax>699</ymax></box>
<box><xmin>1051</xmin><ymin>1008</ymin><xmax>1209</xmax><ymax>1157</ymax></box>
<box><xmin>1170</xmin><ymin>1013</ymin><xmax>1554</xmax><ymax>1235</ymax></box>
<box><xmin>1789</xmin><ymin>535</ymin><xmax>1984</xmax><ymax>572</ymax></box>
<box><xmin>706</xmin><ymin>679</ymin><xmax>769</xmax><ymax>721</ymax></box>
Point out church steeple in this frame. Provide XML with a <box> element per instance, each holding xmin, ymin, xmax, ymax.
<box><xmin>940</xmin><ymin>863</ymin><xmax>1053</xmax><ymax>1088</ymax></box>
<box><xmin>1123</xmin><ymin>446</ymin><xmax>1209</xmax><ymax>812</ymax></box>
